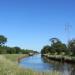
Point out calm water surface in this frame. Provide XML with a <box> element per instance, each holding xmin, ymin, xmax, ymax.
<box><xmin>19</xmin><ymin>54</ymin><xmax>75</xmax><ymax>75</ymax></box>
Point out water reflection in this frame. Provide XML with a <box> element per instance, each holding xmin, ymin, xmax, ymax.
<box><xmin>20</xmin><ymin>54</ymin><xmax>75</xmax><ymax>75</ymax></box>
<box><xmin>42</xmin><ymin>55</ymin><xmax>75</xmax><ymax>75</ymax></box>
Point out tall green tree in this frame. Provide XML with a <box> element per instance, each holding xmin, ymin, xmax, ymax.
<box><xmin>50</xmin><ymin>38</ymin><xmax>67</xmax><ymax>54</ymax></box>
<box><xmin>0</xmin><ymin>35</ymin><xmax>7</xmax><ymax>46</ymax></box>
<box><xmin>41</xmin><ymin>45</ymin><xmax>51</xmax><ymax>54</ymax></box>
<box><xmin>41</xmin><ymin>38</ymin><xmax>67</xmax><ymax>55</ymax></box>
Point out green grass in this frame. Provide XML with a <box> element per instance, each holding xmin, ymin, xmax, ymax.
<box><xmin>3</xmin><ymin>54</ymin><xmax>28</xmax><ymax>62</ymax></box>
<box><xmin>0</xmin><ymin>54</ymin><xmax>62</xmax><ymax>75</ymax></box>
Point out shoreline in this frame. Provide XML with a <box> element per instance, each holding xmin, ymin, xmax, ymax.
<box><xmin>17</xmin><ymin>54</ymin><xmax>29</xmax><ymax>63</ymax></box>
<box><xmin>43</xmin><ymin>54</ymin><xmax>75</xmax><ymax>64</ymax></box>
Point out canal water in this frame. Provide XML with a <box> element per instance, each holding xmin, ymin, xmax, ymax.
<box><xmin>19</xmin><ymin>54</ymin><xmax>75</xmax><ymax>75</ymax></box>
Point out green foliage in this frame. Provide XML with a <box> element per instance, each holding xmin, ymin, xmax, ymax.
<box><xmin>0</xmin><ymin>35</ymin><xmax>37</xmax><ymax>54</ymax></box>
<box><xmin>13</xmin><ymin>47</ymin><xmax>21</xmax><ymax>54</ymax></box>
<box><xmin>51</xmin><ymin>42</ymin><xmax>67</xmax><ymax>54</ymax></box>
<box><xmin>0</xmin><ymin>46</ymin><xmax>36</xmax><ymax>54</ymax></box>
<box><xmin>41</xmin><ymin>37</ymin><xmax>67</xmax><ymax>55</ymax></box>
<box><xmin>68</xmin><ymin>39</ymin><xmax>75</xmax><ymax>56</ymax></box>
<box><xmin>0</xmin><ymin>35</ymin><xmax>7</xmax><ymax>46</ymax></box>
<box><xmin>41</xmin><ymin>45</ymin><xmax>51</xmax><ymax>54</ymax></box>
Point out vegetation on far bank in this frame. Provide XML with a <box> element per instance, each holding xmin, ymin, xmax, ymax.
<box><xmin>0</xmin><ymin>35</ymin><xmax>38</xmax><ymax>54</ymax></box>
<box><xmin>41</xmin><ymin>38</ymin><xmax>75</xmax><ymax>56</ymax></box>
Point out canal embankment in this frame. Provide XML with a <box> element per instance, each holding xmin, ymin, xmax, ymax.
<box><xmin>43</xmin><ymin>54</ymin><xmax>75</xmax><ymax>63</ymax></box>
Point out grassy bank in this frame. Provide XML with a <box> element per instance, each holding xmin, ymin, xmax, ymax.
<box><xmin>3</xmin><ymin>54</ymin><xmax>28</xmax><ymax>63</ymax></box>
<box><xmin>0</xmin><ymin>54</ymin><xmax>62</xmax><ymax>75</ymax></box>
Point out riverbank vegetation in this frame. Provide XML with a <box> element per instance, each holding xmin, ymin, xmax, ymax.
<box><xmin>0</xmin><ymin>35</ymin><xmax>62</xmax><ymax>75</ymax></box>
<box><xmin>0</xmin><ymin>54</ymin><xmax>62</xmax><ymax>75</ymax></box>
<box><xmin>41</xmin><ymin>38</ymin><xmax>75</xmax><ymax>62</ymax></box>
<box><xmin>0</xmin><ymin>35</ymin><xmax>38</xmax><ymax>54</ymax></box>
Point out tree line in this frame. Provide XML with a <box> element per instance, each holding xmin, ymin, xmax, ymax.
<box><xmin>41</xmin><ymin>38</ymin><xmax>75</xmax><ymax>56</ymax></box>
<box><xmin>0</xmin><ymin>35</ymin><xmax>37</xmax><ymax>54</ymax></box>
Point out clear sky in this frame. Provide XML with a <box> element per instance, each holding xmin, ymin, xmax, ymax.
<box><xmin>0</xmin><ymin>0</ymin><xmax>75</xmax><ymax>51</ymax></box>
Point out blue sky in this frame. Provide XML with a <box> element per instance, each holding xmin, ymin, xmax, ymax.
<box><xmin>0</xmin><ymin>0</ymin><xmax>75</xmax><ymax>51</ymax></box>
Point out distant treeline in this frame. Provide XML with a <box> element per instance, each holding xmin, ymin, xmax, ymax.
<box><xmin>0</xmin><ymin>35</ymin><xmax>38</xmax><ymax>54</ymax></box>
<box><xmin>41</xmin><ymin>38</ymin><xmax>75</xmax><ymax>56</ymax></box>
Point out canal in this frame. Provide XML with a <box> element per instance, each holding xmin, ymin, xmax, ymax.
<box><xmin>19</xmin><ymin>54</ymin><xmax>75</xmax><ymax>75</ymax></box>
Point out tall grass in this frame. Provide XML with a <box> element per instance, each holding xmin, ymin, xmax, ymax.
<box><xmin>0</xmin><ymin>54</ymin><xmax>62</xmax><ymax>75</ymax></box>
<box><xmin>3</xmin><ymin>54</ymin><xmax>28</xmax><ymax>62</ymax></box>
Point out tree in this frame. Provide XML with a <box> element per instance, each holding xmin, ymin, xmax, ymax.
<box><xmin>0</xmin><ymin>35</ymin><xmax>7</xmax><ymax>46</ymax></box>
<box><xmin>41</xmin><ymin>45</ymin><xmax>51</xmax><ymax>54</ymax></box>
<box><xmin>13</xmin><ymin>47</ymin><xmax>21</xmax><ymax>54</ymax></box>
<box><xmin>50</xmin><ymin>38</ymin><xmax>61</xmax><ymax>45</ymax></box>
<box><xmin>68</xmin><ymin>39</ymin><xmax>75</xmax><ymax>55</ymax></box>
<box><xmin>41</xmin><ymin>38</ymin><xmax>67</xmax><ymax>55</ymax></box>
<box><xmin>50</xmin><ymin>38</ymin><xmax>67</xmax><ymax>54</ymax></box>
